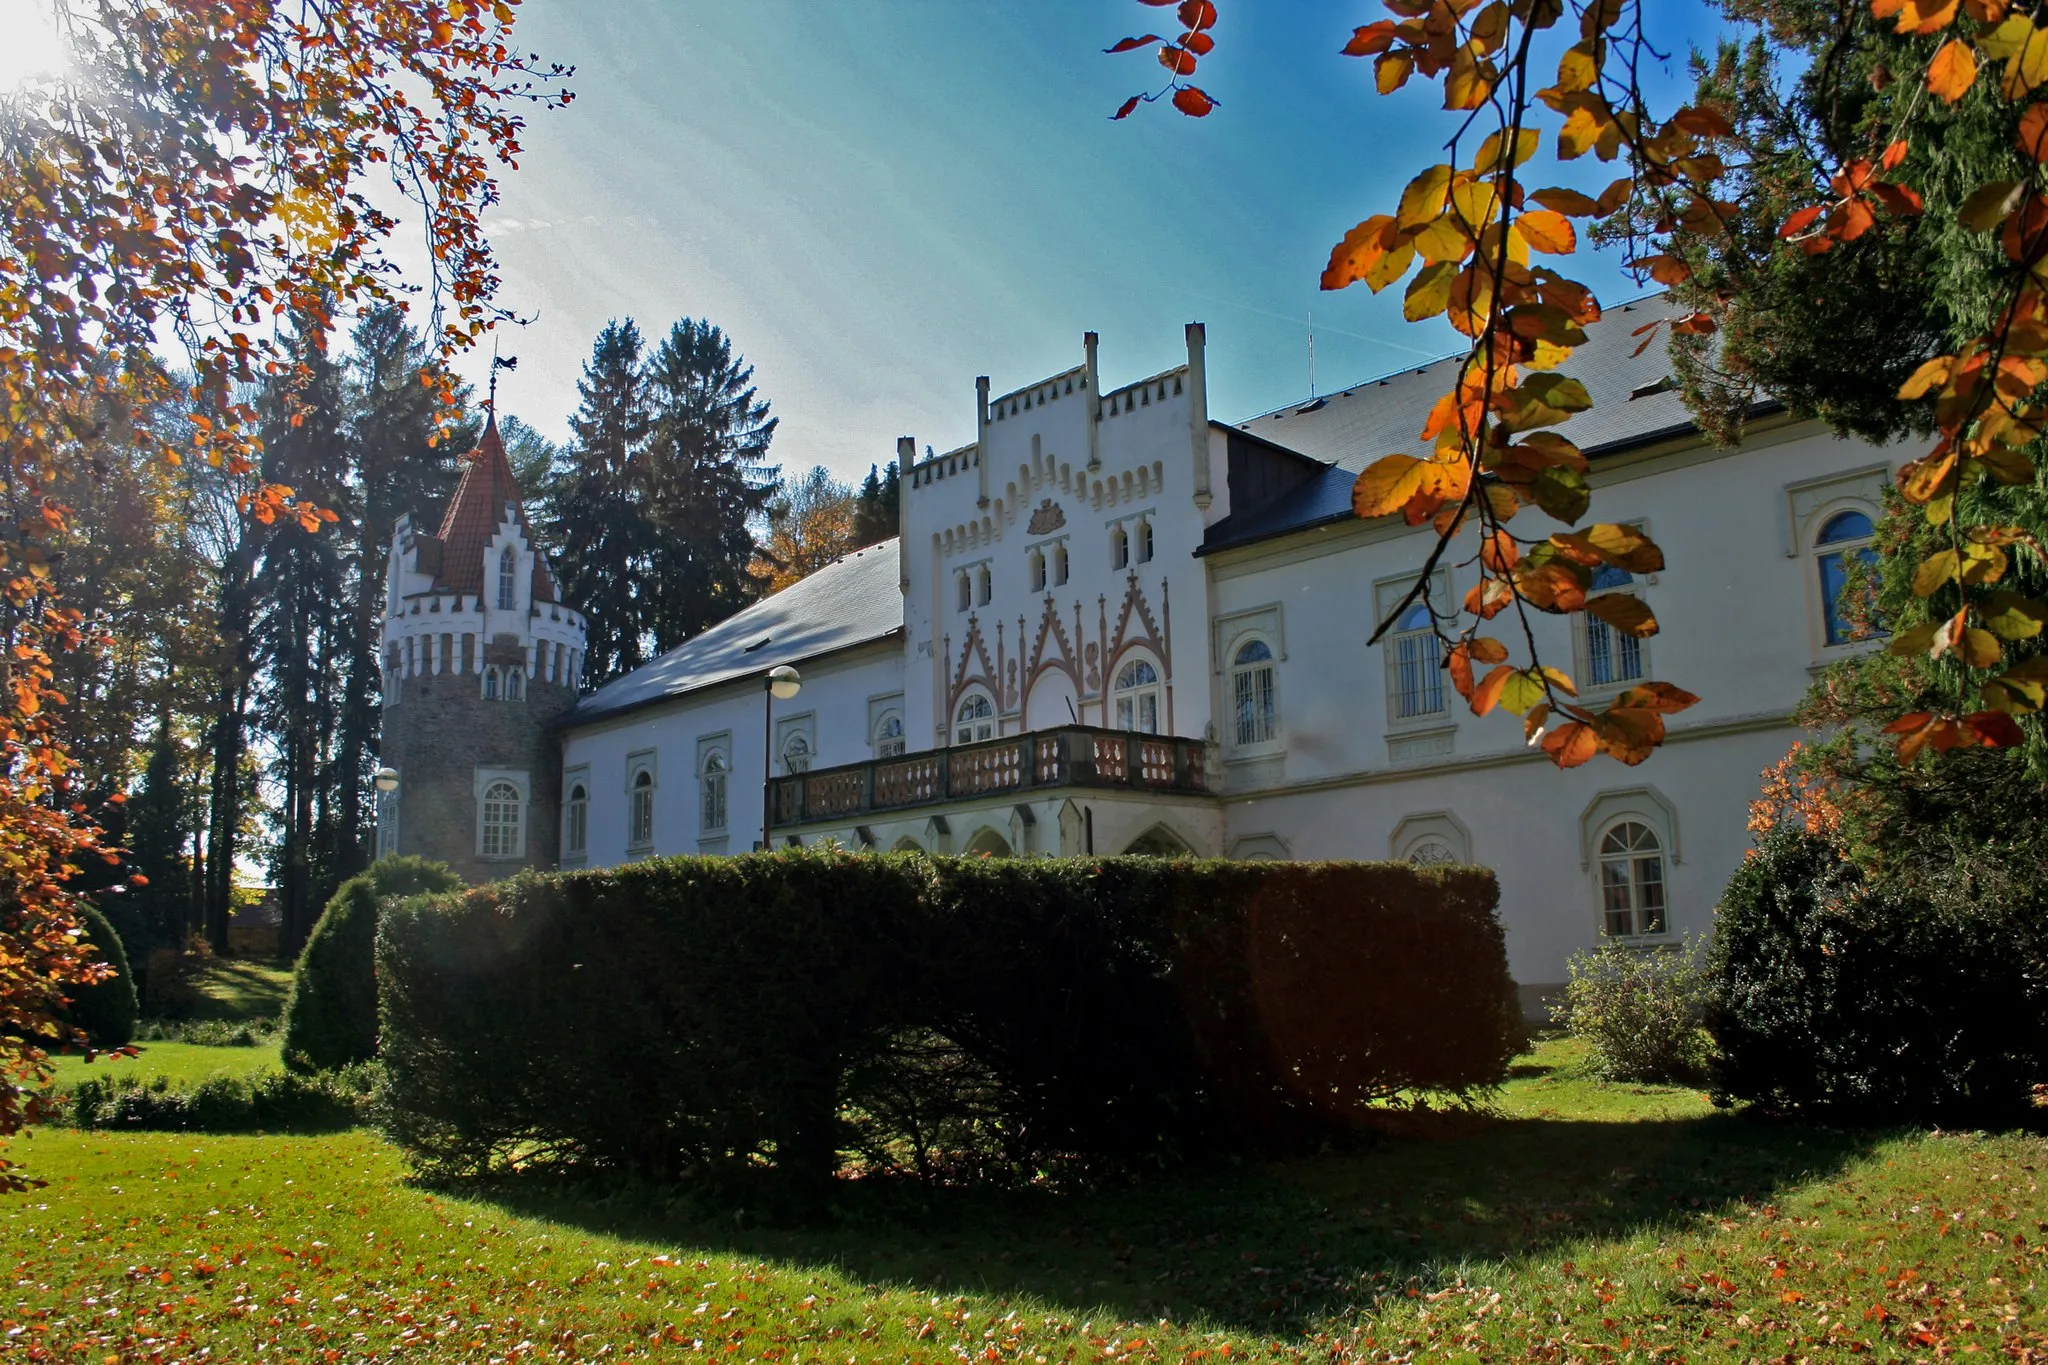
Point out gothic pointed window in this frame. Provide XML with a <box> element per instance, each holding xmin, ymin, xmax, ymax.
<box><xmin>1111</xmin><ymin>524</ymin><xmax>1129</xmax><ymax>571</ymax></box>
<box><xmin>498</xmin><ymin>546</ymin><xmax>517</xmax><ymax>611</ymax></box>
<box><xmin>480</xmin><ymin>780</ymin><xmax>523</xmax><ymax>859</ymax></box>
<box><xmin>976</xmin><ymin>564</ymin><xmax>992</xmax><ymax>606</ymax></box>
<box><xmin>628</xmin><ymin>766</ymin><xmax>655</xmax><ymax>850</ymax></box>
<box><xmin>1135</xmin><ymin>518</ymin><xmax>1154</xmax><ymax>564</ymax></box>
<box><xmin>482</xmin><ymin>666</ymin><xmax>500</xmax><ymax>700</ymax></box>
<box><xmin>1113</xmin><ymin>657</ymin><xmax>1161</xmax><ymax>734</ymax></box>
<box><xmin>564</xmin><ymin>781</ymin><xmax>588</xmax><ymax>858</ymax></box>
<box><xmin>1051</xmin><ymin>542</ymin><xmax>1069</xmax><ymax>586</ymax></box>
<box><xmin>505</xmin><ymin>666</ymin><xmax>524</xmax><ymax>700</ymax></box>
<box><xmin>699</xmin><ymin>750</ymin><xmax>728</xmax><ymax>833</ymax></box>
<box><xmin>1029</xmin><ymin>548</ymin><xmax>1046</xmax><ymax>593</ymax></box>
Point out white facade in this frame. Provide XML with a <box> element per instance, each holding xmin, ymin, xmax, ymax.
<box><xmin>557</xmin><ymin>308</ymin><xmax>1894</xmax><ymax>1001</ymax></box>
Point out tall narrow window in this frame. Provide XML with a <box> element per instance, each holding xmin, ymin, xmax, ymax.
<box><xmin>874</xmin><ymin>712</ymin><xmax>906</xmax><ymax>757</ymax></box>
<box><xmin>955</xmin><ymin>693</ymin><xmax>994</xmax><ymax>744</ymax></box>
<box><xmin>1029</xmin><ymin>548</ymin><xmax>1046</xmax><ymax>592</ymax></box>
<box><xmin>1816</xmin><ymin>510</ymin><xmax>1881</xmax><ymax>646</ymax></box>
<box><xmin>1583</xmin><ymin>564</ymin><xmax>1647</xmax><ymax>688</ymax></box>
<box><xmin>480</xmin><ymin>780</ymin><xmax>522</xmax><ymax>859</ymax></box>
<box><xmin>956</xmin><ymin>570</ymin><xmax>971</xmax><ymax>613</ymax></box>
<box><xmin>699</xmin><ymin>751</ymin><xmax>728</xmax><ymax>832</ymax></box>
<box><xmin>782</xmin><ymin>732</ymin><xmax>813</xmax><ymax>775</ymax></box>
<box><xmin>1598</xmin><ymin>820</ymin><xmax>1668</xmax><ymax>937</ymax></box>
<box><xmin>498</xmin><ymin>546</ymin><xmax>517</xmax><ymax>610</ymax></box>
<box><xmin>482</xmin><ymin>666</ymin><xmax>500</xmax><ymax>700</ymax></box>
<box><xmin>505</xmin><ymin>667</ymin><xmax>524</xmax><ymax>700</ymax></box>
<box><xmin>1386</xmin><ymin>602</ymin><xmax>1446</xmax><ymax>720</ymax></box>
<box><xmin>564</xmin><ymin>782</ymin><xmax>588</xmax><ymax>857</ymax></box>
<box><xmin>629</xmin><ymin>768</ymin><xmax>654</xmax><ymax>849</ymax></box>
<box><xmin>1111</xmin><ymin>524</ymin><xmax>1129</xmax><ymax>570</ymax></box>
<box><xmin>1135</xmin><ymin>518</ymin><xmax>1154</xmax><ymax>564</ymax></box>
<box><xmin>976</xmin><ymin>564</ymin><xmax>992</xmax><ymax>606</ymax></box>
<box><xmin>1231</xmin><ymin>640</ymin><xmax>1277</xmax><ymax>746</ymax></box>
<box><xmin>1051</xmin><ymin>542</ymin><xmax>1069</xmax><ymax>586</ymax></box>
<box><xmin>1113</xmin><ymin>658</ymin><xmax>1161</xmax><ymax>733</ymax></box>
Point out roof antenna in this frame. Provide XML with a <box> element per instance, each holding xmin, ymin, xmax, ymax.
<box><xmin>1307</xmin><ymin>309</ymin><xmax>1317</xmax><ymax>401</ymax></box>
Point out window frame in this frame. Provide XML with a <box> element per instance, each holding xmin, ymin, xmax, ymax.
<box><xmin>1384</xmin><ymin>599</ymin><xmax>1449</xmax><ymax>725</ymax></box>
<box><xmin>1110</xmin><ymin>523</ymin><xmax>1129</xmax><ymax>571</ymax></box>
<box><xmin>873</xmin><ymin>710</ymin><xmax>906</xmax><ymax>757</ymax></box>
<box><xmin>1134</xmin><ymin>517</ymin><xmax>1154</xmax><ymax>564</ymax></box>
<box><xmin>1594</xmin><ymin>816</ymin><xmax>1670</xmax><ymax>940</ymax></box>
<box><xmin>625</xmin><ymin>751</ymin><xmax>657</xmax><ymax>852</ymax></box>
<box><xmin>562</xmin><ymin>771</ymin><xmax>589</xmax><ymax>861</ymax></box>
<box><xmin>1810</xmin><ymin>503</ymin><xmax>1883</xmax><ymax>652</ymax></box>
<box><xmin>698</xmin><ymin>748</ymin><xmax>729</xmax><ymax>834</ymax></box>
<box><xmin>473</xmin><ymin>770</ymin><xmax>528</xmax><ymax>862</ymax></box>
<box><xmin>1111</xmin><ymin>653</ymin><xmax>1163</xmax><ymax>734</ymax></box>
<box><xmin>497</xmin><ymin>545</ymin><xmax>518</xmax><ymax>611</ymax></box>
<box><xmin>975</xmin><ymin>564</ymin><xmax>992</xmax><ymax>607</ymax></box>
<box><xmin>954</xmin><ymin>690</ymin><xmax>996</xmax><ymax>745</ymax></box>
<box><xmin>1574</xmin><ymin>564</ymin><xmax>1650</xmax><ymax>696</ymax></box>
<box><xmin>1227</xmin><ymin>636</ymin><xmax>1279</xmax><ymax>750</ymax></box>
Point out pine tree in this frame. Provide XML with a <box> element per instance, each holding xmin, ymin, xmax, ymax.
<box><xmin>640</xmin><ymin>318</ymin><xmax>779</xmax><ymax>650</ymax></box>
<box><xmin>852</xmin><ymin>461</ymin><xmax>900</xmax><ymax>548</ymax></box>
<box><xmin>552</xmin><ymin>320</ymin><xmax>652</xmax><ymax>685</ymax></box>
<box><xmin>111</xmin><ymin>727</ymin><xmax>191</xmax><ymax>1000</ymax></box>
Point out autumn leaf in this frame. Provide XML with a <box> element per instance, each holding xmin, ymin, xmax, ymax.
<box><xmin>1171</xmin><ymin>85</ymin><xmax>1215</xmax><ymax>116</ymax></box>
<box><xmin>1516</xmin><ymin>209</ymin><xmax>1575</xmax><ymax>254</ymax></box>
<box><xmin>1352</xmin><ymin>455</ymin><xmax>1431</xmax><ymax>518</ymax></box>
<box><xmin>1587</xmin><ymin>593</ymin><xmax>1658</xmax><ymax>637</ymax></box>
<box><xmin>1927</xmin><ymin>39</ymin><xmax>1979</xmax><ymax>102</ymax></box>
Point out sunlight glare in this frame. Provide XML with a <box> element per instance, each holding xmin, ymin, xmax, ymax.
<box><xmin>0</xmin><ymin>0</ymin><xmax>68</xmax><ymax>91</ymax></box>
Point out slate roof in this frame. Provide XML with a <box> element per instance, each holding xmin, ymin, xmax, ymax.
<box><xmin>566</xmin><ymin>540</ymin><xmax>905</xmax><ymax>724</ymax></box>
<box><xmin>433</xmin><ymin>413</ymin><xmax>558</xmax><ymax>603</ymax></box>
<box><xmin>1201</xmin><ymin>293</ymin><xmax>1706</xmax><ymax>554</ymax></box>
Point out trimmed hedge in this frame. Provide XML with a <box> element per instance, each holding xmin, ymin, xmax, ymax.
<box><xmin>61</xmin><ymin>1065</ymin><xmax>375</xmax><ymax>1132</ymax></box>
<box><xmin>282</xmin><ymin>856</ymin><xmax>464</xmax><ymax>1073</ymax></box>
<box><xmin>378</xmin><ymin>853</ymin><xmax>1518</xmax><ymax>1198</ymax></box>
<box><xmin>1709</xmin><ymin>827</ymin><xmax>2048</xmax><ymax>1120</ymax></box>
<box><xmin>68</xmin><ymin>902</ymin><xmax>139</xmax><ymax>1047</ymax></box>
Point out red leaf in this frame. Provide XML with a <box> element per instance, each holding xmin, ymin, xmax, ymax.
<box><xmin>1180</xmin><ymin>29</ymin><xmax>1215</xmax><ymax>55</ymax></box>
<box><xmin>1112</xmin><ymin>95</ymin><xmax>1142</xmax><ymax>120</ymax></box>
<box><xmin>1881</xmin><ymin>138</ymin><xmax>1910</xmax><ymax>170</ymax></box>
<box><xmin>1777</xmin><ymin>204</ymin><xmax>1825</xmax><ymax>239</ymax></box>
<box><xmin>1171</xmin><ymin>85</ymin><xmax>1215</xmax><ymax>116</ymax></box>
<box><xmin>1343</xmin><ymin>20</ymin><xmax>1398</xmax><ymax>56</ymax></box>
<box><xmin>1966</xmin><ymin>709</ymin><xmax>2026</xmax><ymax>746</ymax></box>
<box><xmin>1158</xmin><ymin>43</ymin><xmax>1198</xmax><ymax>75</ymax></box>
<box><xmin>1105</xmin><ymin>34</ymin><xmax>1164</xmax><ymax>53</ymax></box>
<box><xmin>1178</xmin><ymin>0</ymin><xmax>1217</xmax><ymax>30</ymax></box>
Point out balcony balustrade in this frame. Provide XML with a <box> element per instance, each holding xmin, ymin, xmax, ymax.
<box><xmin>769</xmin><ymin>725</ymin><xmax>1211</xmax><ymax>829</ymax></box>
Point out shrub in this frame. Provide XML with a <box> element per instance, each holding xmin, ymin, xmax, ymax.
<box><xmin>377</xmin><ymin>852</ymin><xmax>1519</xmax><ymax>1200</ymax></box>
<box><xmin>67</xmin><ymin>902</ymin><xmax>138</xmax><ymax>1046</ymax></box>
<box><xmin>1709</xmin><ymin>826</ymin><xmax>2048</xmax><ymax>1121</ymax></box>
<box><xmin>1554</xmin><ymin>940</ymin><xmax>1713</xmax><ymax>1084</ymax></box>
<box><xmin>60</xmin><ymin>1064</ymin><xmax>376</xmax><ymax>1132</ymax></box>
<box><xmin>135</xmin><ymin>1017</ymin><xmax>275</xmax><ymax>1046</ymax></box>
<box><xmin>282</xmin><ymin>856</ymin><xmax>463</xmax><ymax>1073</ymax></box>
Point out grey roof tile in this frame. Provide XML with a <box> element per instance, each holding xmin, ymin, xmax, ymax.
<box><xmin>566</xmin><ymin>540</ymin><xmax>904</xmax><ymax>723</ymax></box>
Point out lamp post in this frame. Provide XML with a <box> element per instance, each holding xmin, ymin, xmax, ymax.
<box><xmin>371</xmin><ymin>767</ymin><xmax>399</xmax><ymax>859</ymax></box>
<box><xmin>761</xmin><ymin>664</ymin><xmax>801</xmax><ymax>850</ymax></box>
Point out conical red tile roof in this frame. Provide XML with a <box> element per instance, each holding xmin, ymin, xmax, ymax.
<box><xmin>432</xmin><ymin>412</ymin><xmax>557</xmax><ymax>604</ymax></box>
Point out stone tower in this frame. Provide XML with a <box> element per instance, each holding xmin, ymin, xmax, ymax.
<box><xmin>375</xmin><ymin>413</ymin><xmax>587</xmax><ymax>882</ymax></box>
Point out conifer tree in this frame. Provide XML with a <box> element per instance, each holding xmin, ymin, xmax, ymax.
<box><xmin>852</xmin><ymin>461</ymin><xmax>901</xmax><ymax>548</ymax></box>
<box><xmin>552</xmin><ymin>320</ymin><xmax>651</xmax><ymax>685</ymax></box>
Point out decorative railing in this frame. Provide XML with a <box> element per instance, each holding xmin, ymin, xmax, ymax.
<box><xmin>769</xmin><ymin>725</ymin><xmax>1212</xmax><ymax>829</ymax></box>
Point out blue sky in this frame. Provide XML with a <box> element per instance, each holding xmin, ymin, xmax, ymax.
<box><xmin>473</xmin><ymin>1</ymin><xmax>1738</xmax><ymax>484</ymax></box>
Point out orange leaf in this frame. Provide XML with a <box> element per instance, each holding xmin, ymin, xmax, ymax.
<box><xmin>2020</xmin><ymin>103</ymin><xmax>2048</xmax><ymax>161</ymax></box>
<box><xmin>1881</xmin><ymin>138</ymin><xmax>1910</xmax><ymax>170</ymax></box>
<box><xmin>1352</xmin><ymin>454</ymin><xmax>1430</xmax><ymax>518</ymax></box>
<box><xmin>1471</xmin><ymin>664</ymin><xmax>1514</xmax><ymax>716</ymax></box>
<box><xmin>1517</xmin><ymin>209</ymin><xmax>1576</xmax><ymax>254</ymax></box>
<box><xmin>1342</xmin><ymin>20</ymin><xmax>1397</xmax><ymax>55</ymax></box>
<box><xmin>1928</xmin><ymin>38</ymin><xmax>1978</xmax><ymax>101</ymax></box>
<box><xmin>1542</xmin><ymin>721</ymin><xmax>1598</xmax><ymax>767</ymax></box>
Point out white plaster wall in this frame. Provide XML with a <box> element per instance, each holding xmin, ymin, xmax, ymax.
<box><xmin>559</xmin><ymin>643</ymin><xmax>904</xmax><ymax>863</ymax></box>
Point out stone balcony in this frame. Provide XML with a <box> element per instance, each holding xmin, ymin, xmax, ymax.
<box><xmin>768</xmin><ymin>725</ymin><xmax>1215</xmax><ymax>831</ymax></box>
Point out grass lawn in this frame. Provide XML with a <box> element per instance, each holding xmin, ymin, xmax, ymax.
<box><xmin>43</xmin><ymin>1040</ymin><xmax>283</xmax><ymax>1092</ymax></box>
<box><xmin>5</xmin><ymin>1038</ymin><xmax>2044</xmax><ymax>1362</ymax></box>
<box><xmin>175</xmin><ymin>956</ymin><xmax>293</xmax><ymax>1023</ymax></box>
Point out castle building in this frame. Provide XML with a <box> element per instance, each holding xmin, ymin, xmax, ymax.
<box><xmin>390</xmin><ymin>296</ymin><xmax>1898</xmax><ymax>1007</ymax></box>
<box><xmin>375</xmin><ymin>413</ymin><xmax>587</xmax><ymax>882</ymax></box>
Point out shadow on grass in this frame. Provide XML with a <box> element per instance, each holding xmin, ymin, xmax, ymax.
<box><xmin>461</xmin><ymin>1111</ymin><xmax>1888</xmax><ymax>1336</ymax></box>
<box><xmin>182</xmin><ymin>957</ymin><xmax>292</xmax><ymax>1023</ymax></box>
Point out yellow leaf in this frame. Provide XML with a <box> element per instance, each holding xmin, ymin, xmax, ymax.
<box><xmin>1410</xmin><ymin>214</ymin><xmax>1471</xmax><ymax>264</ymax></box>
<box><xmin>1896</xmin><ymin>356</ymin><xmax>1954</xmax><ymax>399</ymax></box>
<box><xmin>1914</xmin><ymin>549</ymin><xmax>1958</xmax><ymax>596</ymax></box>
<box><xmin>1996</xmin><ymin>20</ymin><xmax>2048</xmax><ymax>98</ymax></box>
<box><xmin>1376</xmin><ymin>50</ymin><xmax>1416</xmax><ymax>95</ymax></box>
<box><xmin>1450</xmin><ymin>180</ymin><xmax>1501</xmax><ymax>231</ymax></box>
<box><xmin>1927</xmin><ymin>39</ymin><xmax>1978</xmax><ymax>102</ymax></box>
<box><xmin>1397</xmin><ymin>165</ymin><xmax>1453</xmax><ymax>230</ymax></box>
<box><xmin>1558</xmin><ymin>105</ymin><xmax>1606</xmax><ymax>160</ymax></box>
<box><xmin>1352</xmin><ymin>454</ymin><xmax>1430</xmax><ymax>518</ymax></box>
<box><xmin>1363</xmin><ymin>236</ymin><xmax>1418</xmax><ymax>292</ymax></box>
<box><xmin>1554</xmin><ymin>43</ymin><xmax>1597</xmax><ymax>93</ymax></box>
<box><xmin>1516</xmin><ymin>209</ymin><xmax>1576</xmax><ymax>254</ymax></box>
<box><xmin>1474</xmin><ymin>127</ymin><xmax>1540</xmax><ymax>171</ymax></box>
<box><xmin>1445</xmin><ymin>44</ymin><xmax>1493</xmax><ymax>110</ymax></box>
<box><xmin>1404</xmin><ymin>260</ymin><xmax>1457</xmax><ymax>321</ymax></box>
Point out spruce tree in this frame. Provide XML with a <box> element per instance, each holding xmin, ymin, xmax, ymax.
<box><xmin>852</xmin><ymin>461</ymin><xmax>900</xmax><ymax>548</ymax></box>
<box><xmin>552</xmin><ymin>319</ymin><xmax>651</xmax><ymax>685</ymax></box>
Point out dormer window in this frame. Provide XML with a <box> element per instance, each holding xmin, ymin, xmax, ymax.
<box><xmin>497</xmin><ymin>546</ymin><xmax>517</xmax><ymax>611</ymax></box>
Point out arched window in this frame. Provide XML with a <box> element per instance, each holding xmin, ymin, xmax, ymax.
<box><xmin>1583</xmin><ymin>564</ymin><xmax>1646</xmax><ymax>688</ymax></box>
<box><xmin>480</xmin><ymin>780</ymin><xmax>523</xmax><ymax>859</ymax></box>
<box><xmin>874</xmin><ymin>712</ymin><xmax>906</xmax><ymax>757</ymax></box>
<box><xmin>1111</xmin><ymin>524</ymin><xmax>1130</xmax><ymax>571</ymax></box>
<box><xmin>976</xmin><ymin>564</ymin><xmax>993</xmax><ymax>606</ymax></box>
<box><xmin>1051</xmin><ymin>542</ymin><xmax>1069</xmax><ymax>587</ymax></box>
<box><xmin>1815</xmin><ymin>509</ymin><xmax>1880</xmax><ymax>646</ymax></box>
<box><xmin>482</xmin><ymin>666</ymin><xmax>500</xmax><ymax>700</ymax></box>
<box><xmin>1113</xmin><ymin>657</ymin><xmax>1161</xmax><ymax>734</ymax></box>
<box><xmin>1135</xmin><ymin>518</ymin><xmax>1154</xmax><ymax>564</ymax></box>
<box><xmin>782</xmin><ymin>731</ymin><xmax>813</xmax><ymax>775</ymax></box>
<box><xmin>1406</xmin><ymin>839</ymin><xmax>1458</xmax><ymax>866</ymax></box>
<box><xmin>1598</xmin><ymin>820</ymin><xmax>1668</xmax><ymax>938</ymax></box>
<box><xmin>1231</xmin><ymin>639</ymin><xmax>1277</xmax><ymax>746</ymax></box>
<box><xmin>1387</xmin><ymin>601</ymin><xmax>1446</xmax><ymax>719</ymax></box>
<box><xmin>505</xmin><ymin>666</ymin><xmax>524</xmax><ymax>701</ymax></box>
<box><xmin>628</xmin><ymin>767</ymin><xmax>655</xmax><ymax>849</ymax></box>
<box><xmin>956</xmin><ymin>570</ymin><xmax>972</xmax><ymax>613</ymax></box>
<box><xmin>564</xmin><ymin>781</ymin><xmax>588</xmax><ymax>858</ymax></box>
<box><xmin>1029</xmin><ymin>548</ymin><xmax>1047</xmax><ymax>593</ymax></box>
<box><xmin>955</xmin><ymin>692</ymin><xmax>995</xmax><ymax>744</ymax></box>
<box><xmin>699</xmin><ymin>750</ymin><xmax>728</xmax><ymax>832</ymax></box>
<box><xmin>498</xmin><ymin>546</ymin><xmax>517</xmax><ymax>611</ymax></box>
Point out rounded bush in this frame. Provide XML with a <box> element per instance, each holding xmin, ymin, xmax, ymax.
<box><xmin>68</xmin><ymin>902</ymin><xmax>139</xmax><ymax>1046</ymax></box>
<box><xmin>281</xmin><ymin>856</ymin><xmax>462</xmax><ymax>1073</ymax></box>
<box><xmin>1555</xmin><ymin>939</ymin><xmax>1712</xmax><ymax>1084</ymax></box>
<box><xmin>1709</xmin><ymin>826</ymin><xmax>2048</xmax><ymax>1120</ymax></box>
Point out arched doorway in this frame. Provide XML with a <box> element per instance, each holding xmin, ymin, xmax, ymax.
<box><xmin>964</xmin><ymin>827</ymin><xmax>1013</xmax><ymax>857</ymax></box>
<box><xmin>1123</xmin><ymin>824</ymin><xmax>1193</xmax><ymax>857</ymax></box>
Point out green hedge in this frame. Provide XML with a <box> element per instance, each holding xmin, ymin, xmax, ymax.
<box><xmin>1710</xmin><ymin>827</ymin><xmax>2048</xmax><ymax>1120</ymax></box>
<box><xmin>377</xmin><ymin>853</ymin><xmax>1518</xmax><ymax>1199</ymax></box>
<box><xmin>281</xmin><ymin>856</ymin><xmax>464</xmax><ymax>1073</ymax></box>
<box><xmin>61</xmin><ymin>1065</ymin><xmax>375</xmax><ymax>1132</ymax></box>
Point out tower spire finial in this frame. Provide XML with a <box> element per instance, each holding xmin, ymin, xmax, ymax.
<box><xmin>487</xmin><ymin>341</ymin><xmax>517</xmax><ymax>422</ymax></box>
